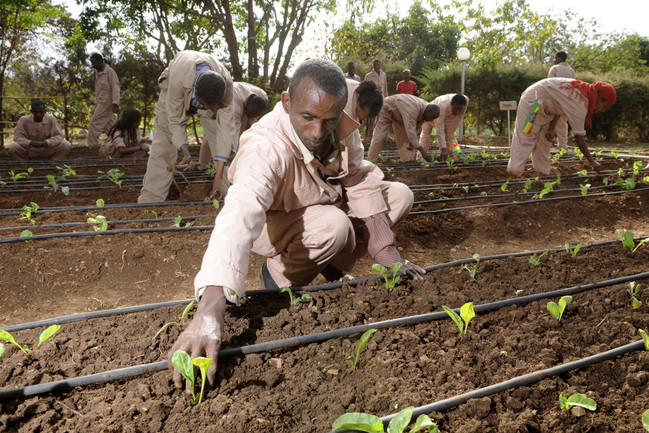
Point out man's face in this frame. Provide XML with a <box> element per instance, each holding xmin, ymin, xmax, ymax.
<box><xmin>373</xmin><ymin>61</ymin><xmax>381</xmax><ymax>73</ymax></box>
<box><xmin>402</xmin><ymin>71</ymin><xmax>411</xmax><ymax>81</ymax></box>
<box><xmin>451</xmin><ymin>103</ymin><xmax>464</xmax><ymax>116</ymax></box>
<box><xmin>554</xmin><ymin>55</ymin><xmax>561</xmax><ymax>65</ymax></box>
<box><xmin>282</xmin><ymin>77</ymin><xmax>345</xmax><ymax>154</ymax></box>
<box><xmin>423</xmin><ymin>105</ymin><xmax>440</xmax><ymax>122</ymax></box>
<box><xmin>348</xmin><ymin>63</ymin><xmax>355</xmax><ymax>75</ymax></box>
<box><xmin>90</xmin><ymin>58</ymin><xmax>103</xmax><ymax>71</ymax></box>
<box><xmin>195</xmin><ymin>95</ymin><xmax>219</xmax><ymax>113</ymax></box>
<box><xmin>244</xmin><ymin>100</ymin><xmax>264</xmax><ymax>120</ymax></box>
<box><xmin>594</xmin><ymin>96</ymin><xmax>612</xmax><ymax>114</ymax></box>
<box><xmin>31</xmin><ymin>106</ymin><xmax>45</xmax><ymax>123</ymax></box>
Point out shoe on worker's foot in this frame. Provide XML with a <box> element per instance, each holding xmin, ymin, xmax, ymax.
<box><xmin>321</xmin><ymin>264</ymin><xmax>354</xmax><ymax>282</ymax></box>
<box><xmin>259</xmin><ymin>261</ymin><xmax>280</xmax><ymax>291</ymax></box>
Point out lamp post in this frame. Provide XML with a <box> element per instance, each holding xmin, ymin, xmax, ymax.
<box><xmin>457</xmin><ymin>47</ymin><xmax>470</xmax><ymax>142</ymax></box>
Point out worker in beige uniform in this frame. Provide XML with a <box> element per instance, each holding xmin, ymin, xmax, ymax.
<box><xmin>198</xmin><ymin>81</ymin><xmax>268</xmax><ymax>169</ymax></box>
<box><xmin>8</xmin><ymin>100</ymin><xmax>71</xmax><ymax>160</ymax></box>
<box><xmin>419</xmin><ymin>94</ymin><xmax>469</xmax><ymax>160</ymax></box>
<box><xmin>547</xmin><ymin>51</ymin><xmax>577</xmax><ymax>150</ymax></box>
<box><xmin>344</xmin><ymin>78</ymin><xmax>383</xmax><ymax>127</ymax></box>
<box><xmin>168</xmin><ymin>59</ymin><xmax>426</xmax><ymax>389</ymax></box>
<box><xmin>138</xmin><ymin>50</ymin><xmax>235</xmax><ymax>203</ymax></box>
<box><xmin>507</xmin><ymin>78</ymin><xmax>616</xmax><ymax>177</ymax></box>
<box><xmin>87</xmin><ymin>53</ymin><xmax>120</xmax><ymax>149</ymax></box>
<box><xmin>367</xmin><ymin>94</ymin><xmax>439</xmax><ymax>162</ymax></box>
<box><xmin>362</xmin><ymin>59</ymin><xmax>389</xmax><ymax>141</ymax></box>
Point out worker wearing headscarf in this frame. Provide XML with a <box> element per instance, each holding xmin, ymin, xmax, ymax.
<box><xmin>507</xmin><ymin>78</ymin><xmax>616</xmax><ymax>177</ymax></box>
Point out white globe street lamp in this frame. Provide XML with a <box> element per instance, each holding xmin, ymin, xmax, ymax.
<box><xmin>457</xmin><ymin>47</ymin><xmax>470</xmax><ymax>141</ymax></box>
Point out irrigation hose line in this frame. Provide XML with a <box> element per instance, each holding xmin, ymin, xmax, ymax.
<box><xmin>2</xmin><ymin>270</ymin><xmax>648</xmax><ymax>402</ymax></box>
<box><xmin>331</xmin><ymin>339</ymin><xmax>646</xmax><ymax>433</ymax></box>
<box><xmin>3</xmin><ymin>186</ymin><xmax>647</xmax><ymax>241</ymax></box>
<box><xmin>1</xmin><ymin>237</ymin><xmax>624</xmax><ymax>333</ymax></box>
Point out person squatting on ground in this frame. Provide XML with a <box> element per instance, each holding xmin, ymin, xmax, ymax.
<box><xmin>87</xmin><ymin>53</ymin><xmax>120</xmax><ymax>149</ymax></box>
<box><xmin>198</xmin><ymin>82</ymin><xmax>268</xmax><ymax>168</ymax></box>
<box><xmin>168</xmin><ymin>58</ymin><xmax>426</xmax><ymax>388</ymax></box>
<box><xmin>507</xmin><ymin>78</ymin><xmax>616</xmax><ymax>177</ymax></box>
<box><xmin>138</xmin><ymin>50</ymin><xmax>235</xmax><ymax>203</ymax></box>
<box><xmin>547</xmin><ymin>51</ymin><xmax>577</xmax><ymax>150</ymax></box>
<box><xmin>419</xmin><ymin>94</ymin><xmax>469</xmax><ymax>161</ymax></box>
<box><xmin>396</xmin><ymin>69</ymin><xmax>417</xmax><ymax>95</ymax></box>
<box><xmin>343</xmin><ymin>78</ymin><xmax>384</xmax><ymax>128</ymax></box>
<box><xmin>367</xmin><ymin>94</ymin><xmax>440</xmax><ymax>163</ymax></box>
<box><xmin>99</xmin><ymin>109</ymin><xmax>151</xmax><ymax>159</ymax></box>
<box><xmin>8</xmin><ymin>99</ymin><xmax>71</xmax><ymax>161</ymax></box>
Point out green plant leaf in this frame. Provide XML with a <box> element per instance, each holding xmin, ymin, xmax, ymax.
<box><xmin>96</xmin><ymin>199</ymin><xmax>105</xmax><ymax>207</ymax></box>
<box><xmin>442</xmin><ymin>305</ymin><xmax>465</xmax><ymax>338</ymax></box>
<box><xmin>409</xmin><ymin>414</ymin><xmax>439</xmax><ymax>433</ymax></box>
<box><xmin>192</xmin><ymin>357</ymin><xmax>213</xmax><ymax>404</ymax></box>
<box><xmin>152</xmin><ymin>321</ymin><xmax>179</xmax><ymax>340</ymax></box>
<box><xmin>633</xmin><ymin>297</ymin><xmax>643</xmax><ymax>309</ymax></box>
<box><xmin>387</xmin><ymin>406</ymin><xmax>413</xmax><ymax>433</ymax></box>
<box><xmin>639</xmin><ymin>329</ymin><xmax>649</xmax><ymax>350</ymax></box>
<box><xmin>547</xmin><ymin>302</ymin><xmax>560</xmax><ymax>320</ymax></box>
<box><xmin>36</xmin><ymin>325</ymin><xmax>61</xmax><ymax>349</ymax></box>
<box><xmin>460</xmin><ymin>303</ymin><xmax>475</xmax><ymax>334</ymax></box>
<box><xmin>566</xmin><ymin>393</ymin><xmax>597</xmax><ymax>411</ymax></box>
<box><xmin>0</xmin><ymin>343</ymin><xmax>4</xmax><ymax>358</ymax></box>
<box><xmin>642</xmin><ymin>409</ymin><xmax>649</xmax><ymax>431</ymax></box>
<box><xmin>61</xmin><ymin>186</ymin><xmax>70</xmax><ymax>196</ymax></box>
<box><xmin>181</xmin><ymin>301</ymin><xmax>196</xmax><ymax>319</ymax></box>
<box><xmin>349</xmin><ymin>329</ymin><xmax>377</xmax><ymax>370</ymax></box>
<box><xmin>171</xmin><ymin>350</ymin><xmax>195</xmax><ymax>389</ymax></box>
<box><xmin>0</xmin><ymin>330</ymin><xmax>28</xmax><ymax>353</ymax></box>
<box><xmin>332</xmin><ymin>412</ymin><xmax>384</xmax><ymax>432</ymax></box>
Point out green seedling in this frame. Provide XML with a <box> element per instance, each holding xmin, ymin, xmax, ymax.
<box><xmin>480</xmin><ymin>191</ymin><xmax>487</xmax><ymax>196</ymax></box>
<box><xmin>559</xmin><ymin>393</ymin><xmax>597</xmax><ymax>412</ymax></box>
<box><xmin>535</xmin><ymin>181</ymin><xmax>555</xmax><ymax>199</ymax></box>
<box><xmin>551</xmin><ymin>148</ymin><xmax>567</xmax><ymax>162</ymax></box>
<box><xmin>98</xmin><ymin>168</ymin><xmax>124</xmax><ymax>187</ymax></box>
<box><xmin>56</xmin><ymin>164</ymin><xmax>76</xmax><ymax>179</ymax></box>
<box><xmin>279</xmin><ymin>287</ymin><xmax>314</xmax><ymax>308</ymax></box>
<box><xmin>500</xmin><ymin>181</ymin><xmax>509</xmax><ymax>192</ymax></box>
<box><xmin>372</xmin><ymin>262</ymin><xmax>403</xmax><ymax>292</ymax></box>
<box><xmin>332</xmin><ymin>406</ymin><xmax>439</xmax><ymax>433</ymax></box>
<box><xmin>556</xmin><ymin>173</ymin><xmax>561</xmax><ymax>185</ymax></box>
<box><xmin>529</xmin><ymin>250</ymin><xmax>548</xmax><ymax>266</ymax></box>
<box><xmin>203</xmin><ymin>196</ymin><xmax>220</xmax><ymax>209</ymax></box>
<box><xmin>633</xmin><ymin>160</ymin><xmax>644</xmax><ymax>176</ymax></box>
<box><xmin>45</xmin><ymin>174</ymin><xmax>70</xmax><ymax>195</ymax></box>
<box><xmin>20</xmin><ymin>202</ymin><xmax>40</xmax><ymax>225</ymax></box>
<box><xmin>153</xmin><ymin>301</ymin><xmax>195</xmax><ymax>340</ymax></box>
<box><xmin>442</xmin><ymin>302</ymin><xmax>476</xmax><ymax>339</ymax></box>
<box><xmin>202</xmin><ymin>162</ymin><xmax>216</xmax><ymax>177</ymax></box>
<box><xmin>565</xmin><ymin>243</ymin><xmax>583</xmax><ymax>257</ymax></box>
<box><xmin>574</xmin><ymin>148</ymin><xmax>584</xmax><ymax>160</ymax></box>
<box><xmin>172</xmin><ymin>215</ymin><xmax>184</xmax><ymax>227</ymax></box>
<box><xmin>345</xmin><ymin>328</ymin><xmax>377</xmax><ymax>370</ymax></box>
<box><xmin>8</xmin><ymin>168</ymin><xmax>33</xmax><ymax>181</ymax></box>
<box><xmin>576</xmin><ymin>169</ymin><xmax>588</xmax><ymax>177</ymax></box>
<box><xmin>547</xmin><ymin>295</ymin><xmax>572</xmax><ymax>322</ymax></box>
<box><xmin>579</xmin><ymin>183</ymin><xmax>590</xmax><ymax>195</ymax></box>
<box><xmin>462</xmin><ymin>186</ymin><xmax>470</xmax><ymax>193</ymax></box>
<box><xmin>642</xmin><ymin>409</ymin><xmax>649</xmax><ymax>431</ymax></box>
<box><xmin>521</xmin><ymin>178</ymin><xmax>532</xmax><ymax>194</ymax></box>
<box><xmin>96</xmin><ymin>198</ymin><xmax>105</xmax><ymax>208</ymax></box>
<box><xmin>639</xmin><ymin>329</ymin><xmax>649</xmax><ymax>350</ymax></box>
<box><xmin>170</xmin><ymin>350</ymin><xmax>212</xmax><ymax>404</ymax></box>
<box><xmin>463</xmin><ymin>253</ymin><xmax>480</xmax><ymax>279</ymax></box>
<box><xmin>628</xmin><ymin>282</ymin><xmax>642</xmax><ymax>309</ymax></box>
<box><xmin>86</xmin><ymin>213</ymin><xmax>108</xmax><ymax>231</ymax></box>
<box><xmin>0</xmin><ymin>325</ymin><xmax>61</xmax><ymax>356</ymax></box>
<box><xmin>616</xmin><ymin>229</ymin><xmax>646</xmax><ymax>253</ymax></box>
<box><xmin>610</xmin><ymin>150</ymin><xmax>619</xmax><ymax>159</ymax></box>
<box><xmin>144</xmin><ymin>209</ymin><xmax>159</xmax><ymax>219</ymax></box>
<box><xmin>20</xmin><ymin>229</ymin><xmax>33</xmax><ymax>238</ymax></box>
<box><xmin>385</xmin><ymin>167</ymin><xmax>393</xmax><ymax>175</ymax></box>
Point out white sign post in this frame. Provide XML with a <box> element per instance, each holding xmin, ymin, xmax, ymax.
<box><xmin>499</xmin><ymin>100</ymin><xmax>517</xmax><ymax>147</ymax></box>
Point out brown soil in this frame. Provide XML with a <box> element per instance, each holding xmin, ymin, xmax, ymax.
<box><xmin>1</xmin><ymin>145</ymin><xmax>649</xmax><ymax>432</ymax></box>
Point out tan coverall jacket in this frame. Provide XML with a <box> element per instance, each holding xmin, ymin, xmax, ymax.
<box><xmin>9</xmin><ymin>114</ymin><xmax>71</xmax><ymax>160</ymax></box>
<box><xmin>87</xmin><ymin>64</ymin><xmax>120</xmax><ymax>147</ymax></box>
<box><xmin>419</xmin><ymin>94</ymin><xmax>469</xmax><ymax>155</ymax></box>
<box><xmin>547</xmin><ymin>62</ymin><xmax>577</xmax><ymax>148</ymax></box>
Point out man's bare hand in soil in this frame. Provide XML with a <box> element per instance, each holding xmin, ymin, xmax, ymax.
<box><xmin>168</xmin><ymin>286</ymin><xmax>226</xmax><ymax>391</ymax></box>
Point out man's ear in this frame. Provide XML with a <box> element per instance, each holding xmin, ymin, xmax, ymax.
<box><xmin>281</xmin><ymin>91</ymin><xmax>290</xmax><ymax>113</ymax></box>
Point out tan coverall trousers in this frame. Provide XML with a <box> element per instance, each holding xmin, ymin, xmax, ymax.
<box><xmin>8</xmin><ymin>141</ymin><xmax>71</xmax><ymax>160</ymax></box>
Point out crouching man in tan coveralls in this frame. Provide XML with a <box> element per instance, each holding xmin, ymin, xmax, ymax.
<box><xmin>8</xmin><ymin>100</ymin><xmax>71</xmax><ymax>160</ymax></box>
<box><xmin>168</xmin><ymin>59</ymin><xmax>427</xmax><ymax>389</ymax></box>
<box><xmin>138</xmin><ymin>50</ymin><xmax>235</xmax><ymax>203</ymax></box>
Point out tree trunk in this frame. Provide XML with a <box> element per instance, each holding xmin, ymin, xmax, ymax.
<box><xmin>0</xmin><ymin>72</ymin><xmax>4</xmax><ymax>149</ymax></box>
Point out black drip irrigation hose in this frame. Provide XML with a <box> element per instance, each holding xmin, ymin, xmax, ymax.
<box><xmin>0</xmin><ymin>214</ymin><xmax>218</xmax><ymax>233</ymax></box>
<box><xmin>331</xmin><ymin>339</ymin><xmax>646</xmax><ymax>433</ymax></box>
<box><xmin>2</xmin><ymin>270</ymin><xmax>647</xmax><ymax>402</ymax></box>
<box><xmin>1</xmin><ymin>238</ymin><xmax>622</xmax><ymax>332</ymax></box>
<box><xmin>410</xmin><ymin>186</ymin><xmax>649</xmax><ymax>215</ymax></box>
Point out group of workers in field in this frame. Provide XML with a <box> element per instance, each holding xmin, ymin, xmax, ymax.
<box><xmin>6</xmin><ymin>49</ymin><xmax>618</xmax><ymax>394</ymax></box>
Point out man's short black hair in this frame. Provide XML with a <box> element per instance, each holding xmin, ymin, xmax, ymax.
<box><xmin>31</xmin><ymin>99</ymin><xmax>45</xmax><ymax>111</ymax></box>
<box><xmin>247</xmin><ymin>95</ymin><xmax>267</xmax><ymax>113</ymax></box>
<box><xmin>195</xmin><ymin>71</ymin><xmax>226</xmax><ymax>106</ymax></box>
<box><xmin>555</xmin><ymin>51</ymin><xmax>568</xmax><ymax>62</ymax></box>
<box><xmin>356</xmin><ymin>81</ymin><xmax>383</xmax><ymax>118</ymax></box>
<box><xmin>451</xmin><ymin>94</ymin><xmax>467</xmax><ymax>106</ymax></box>
<box><xmin>90</xmin><ymin>53</ymin><xmax>103</xmax><ymax>62</ymax></box>
<box><xmin>288</xmin><ymin>58</ymin><xmax>347</xmax><ymax>101</ymax></box>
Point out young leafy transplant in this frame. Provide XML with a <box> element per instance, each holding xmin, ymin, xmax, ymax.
<box><xmin>153</xmin><ymin>301</ymin><xmax>196</xmax><ymax>340</ymax></box>
<box><xmin>547</xmin><ymin>296</ymin><xmax>572</xmax><ymax>322</ymax></box>
<box><xmin>559</xmin><ymin>393</ymin><xmax>597</xmax><ymax>412</ymax></box>
<box><xmin>345</xmin><ymin>329</ymin><xmax>377</xmax><ymax>370</ymax></box>
<box><xmin>463</xmin><ymin>254</ymin><xmax>480</xmax><ymax>279</ymax></box>
<box><xmin>628</xmin><ymin>282</ymin><xmax>642</xmax><ymax>309</ymax></box>
<box><xmin>442</xmin><ymin>302</ymin><xmax>476</xmax><ymax>339</ymax></box>
<box><xmin>332</xmin><ymin>406</ymin><xmax>439</xmax><ymax>433</ymax></box>
<box><xmin>171</xmin><ymin>350</ymin><xmax>212</xmax><ymax>404</ymax></box>
<box><xmin>0</xmin><ymin>325</ymin><xmax>61</xmax><ymax>357</ymax></box>
<box><xmin>279</xmin><ymin>287</ymin><xmax>314</xmax><ymax>308</ymax></box>
<box><xmin>373</xmin><ymin>262</ymin><xmax>403</xmax><ymax>292</ymax></box>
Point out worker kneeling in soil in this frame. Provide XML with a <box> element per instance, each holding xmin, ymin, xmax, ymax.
<box><xmin>507</xmin><ymin>78</ymin><xmax>616</xmax><ymax>177</ymax></box>
<box><xmin>8</xmin><ymin>100</ymin><xmax>71</xmax><ymax>161</ymax></box>
<box><xmin>99</xmin><ymin>109</ymin><xmax>151</xmax><ymax>158</ymax></box>
<box><xmin>168</xmin><ymin>59</ymin><xmax>426</xmax><ymax>390</ymax></box>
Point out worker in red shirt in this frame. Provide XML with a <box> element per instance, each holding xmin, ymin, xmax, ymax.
<box><xmin>396</xmin><ymin>69</ymin><xmax>417</xmax><ymax>95</ymax></box>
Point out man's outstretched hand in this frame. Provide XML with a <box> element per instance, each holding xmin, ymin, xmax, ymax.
<box><xmin>401</xmin><ymin>259</ymin><xmax>426</xmax><ymax>280</ymax></box>
<box><xmin>168</xmin><ymin>286</ymin><xmax>226</xmax><ymax>392</ymax></box>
